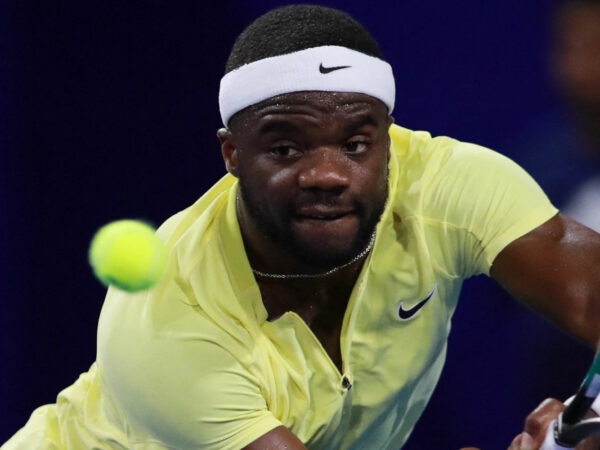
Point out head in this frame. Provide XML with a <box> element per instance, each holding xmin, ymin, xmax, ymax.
<box><xmin>551</xmin><ymin>0</ymin><xmax>600</xmax><ymax>153</ymax></box>
<box><xmin>217</xmin><ymin>5</ymin><xmax>395</xmax><ymax>271</ymax></box>
<box><xmin>551</xmin><ymin>0</ymin><xmax>600</xmax><ymax>108</ymax></box>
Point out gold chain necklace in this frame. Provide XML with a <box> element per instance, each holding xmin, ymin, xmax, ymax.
<box><xmin>251</xmin><ymin>231</ymin><xmax>376</xmax><ymax>280</ymax></box>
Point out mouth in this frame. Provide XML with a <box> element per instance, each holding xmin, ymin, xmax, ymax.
<box><xmin>291</xmin><ymin>207</ymin><xmax>359</xmax><ymax>241</ymax></box>
<box><xmin>287</xmin><ymin>205</ymin><xmax>366</xmax><ymax>260</ymax></box>
<box><xmin>294</xmin><ymin>207</ymin><xmax>354</xmax><ymax>221</ymax></box>
<box><xmin>295</xmin><ymin>213</ymin><xmax>349</xmax><ymax>221</ymax></box>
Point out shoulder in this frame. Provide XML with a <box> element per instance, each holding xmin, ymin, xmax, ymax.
<box><xmin>388</xmin><ymin>125</ymin><xmax>513</xmax><ymax>214</ymax></box>
<box><xmin>96</xmin><ymin>283</ymin><xmax>276</xmax><ymax>449</ymax></box>
<box><xmin>157</xmin><ymin>173</ymin><xmax>237</xmax><ymax>249</ymax></box>
<box><xmin>386</xmin><ymin>125</ymin><xmax>557</xmax><ymax>275</ymax></box>
<box><xmin>388</xmin><ymin>124</ymin><xmax>459</xmax><ymax>164</ymax></box>
<box><xmin>388</xmin><ymin>124</ymin><xmax>503</xmax><ymax>190</ymax></box>
<box><xmin>389</xmin><ymin>124</ymin><xmax>542</xmax><ymax>207</ymax></box>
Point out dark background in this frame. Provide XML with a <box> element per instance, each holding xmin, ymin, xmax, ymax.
<box><xmin>1</xmin><ymin>1</ymin><xmax>593</xmax><ymax>448</ymax></box>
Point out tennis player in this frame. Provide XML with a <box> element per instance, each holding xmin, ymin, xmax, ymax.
<box><xmin>4</xmin><ymin>4</ymin><xmax>600</xmax><ymax>450</ymax></box>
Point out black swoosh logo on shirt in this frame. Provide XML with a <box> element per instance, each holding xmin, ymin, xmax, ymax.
<box><xmin>319</xmin><ymin>63</ymin><xmax>351</xmax><ymax>74</ymax></box>
<box><xmin>398</xmin><ymin>284</ymin><xmax>437</xmax><ymax>321</ymax></box>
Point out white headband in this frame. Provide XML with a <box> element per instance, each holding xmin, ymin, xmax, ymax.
<box><xmin>218</xmin><ymin>45</ymin><xmax>395</xmax><ymax>126</ymax></box>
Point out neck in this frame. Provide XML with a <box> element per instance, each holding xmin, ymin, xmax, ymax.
<box><xmin>251</xmin><ymin>231</ymin><xmax>375</xmax><ymax>280</ymax></box>
<box><xmin>256</xmin><ymin>249</ymin><xmax>364</xmax><ymax>325</ymax></box>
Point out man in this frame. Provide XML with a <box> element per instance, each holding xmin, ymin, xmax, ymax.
<box><xmin>3</xmin><ymin>4</ymin><xmax>600</xmax><ymax>449</ymax></box>
<box><xmin>509</xmin><ymin>0</ymin><xmax>600</xmax><ymax>230</ymax></box>
<box><xmin>555</xmin><ymin>0</ymin><xmax>600</xmax><ymax>232</ymax></box>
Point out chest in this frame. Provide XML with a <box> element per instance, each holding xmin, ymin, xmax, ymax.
<box><xmin>258</xmin><ymin>280</ymin><xmax>353</xmax><ymax>372</ymax></box>
<box><xmin>242</xmin><ymin>205</ymin><xmax>471</xmax><ymax>447</ymax></box>
<box><xmin>252</xmin><ymin>269</ymin><xmax>459</xmax><ymax>449</ymax></box>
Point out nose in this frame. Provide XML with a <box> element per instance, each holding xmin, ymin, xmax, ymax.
<box><xmin>297</xmin><ymin>147</ymin><xmax>351</xmax><ymax>191</ymax></box>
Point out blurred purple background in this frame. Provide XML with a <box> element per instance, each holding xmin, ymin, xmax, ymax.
<box><xmin>1</xmin><ymin>1</ymin><xmax>592</xmax><ymax>448</ymax></box>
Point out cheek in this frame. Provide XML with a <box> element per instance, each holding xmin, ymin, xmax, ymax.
<box><xmin>359</xmin><ymin>155</ymin><xmax>389</xmax><ymax>193</ymax></box>
<box><xmin>268</xmin><ymin>166</ymin><xmax>298</xmax><ymax>189</ymax></box>
<box><xmin>239</xmin><ymin>161</ymin><xmax>297</xmax><ymax>203</ymax></box>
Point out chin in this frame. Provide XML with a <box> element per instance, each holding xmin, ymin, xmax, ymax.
<box><xmin>289</xmin><ymin>233</ymin><xmax>370</xmax><ymax>270</ymax></box>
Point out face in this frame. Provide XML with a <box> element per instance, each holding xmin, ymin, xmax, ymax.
<box><xmin>552</xmin><ymin>3</ymin><xmax>600</xmax><ymax>106</ymax></box>
<box><xmin>220</xmin><ymin>91</ymin><xmax>393</xmax><ymax>270</ymax></box>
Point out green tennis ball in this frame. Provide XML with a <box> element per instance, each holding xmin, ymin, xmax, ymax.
<box><xmin>89</xmin><ymin>220</ymin><xmax>167</xmax><ymax>292</ymax></box>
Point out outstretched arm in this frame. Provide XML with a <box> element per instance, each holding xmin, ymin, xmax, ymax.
<box><xmin>490</xmin><ymin>213</ymin><xmax>600</xmax><ymax>347</ymax></box>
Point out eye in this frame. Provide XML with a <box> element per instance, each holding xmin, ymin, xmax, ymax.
<box><xmin>343</xmin><ymin>140</ymin><xmax>369</xmax><ymax>154</ymax></box>
<box><xmin>269</xmin><ymin>145</ymin><xmax>302</xmax><ymax>158</ymax></box>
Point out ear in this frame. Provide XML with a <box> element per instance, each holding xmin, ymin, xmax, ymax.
<box><xmin>386</xmin><ymin>116</ymin><xmax>395</xmax><ymax>160</ymax></box>
<box><xmin>217</xmin><ymin>128</ymin><xmax>239</xmax><ymax>177</ymax></box>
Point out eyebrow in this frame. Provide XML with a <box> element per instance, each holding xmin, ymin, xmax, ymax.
<box><xmin>342</xmin><ymin>114</ymin><xmax>379</xmax><ymax>133</ymax></box>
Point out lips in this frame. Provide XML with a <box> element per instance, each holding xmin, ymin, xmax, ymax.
<box><xmin>294</xmin><ymin>206</ymin><xmax>354</xmax><ymax>220</ymax></box>
<box><xmin>291</xmin><ymin>204</ymin><xmax>360</xmax><ymax>246</ymax></box>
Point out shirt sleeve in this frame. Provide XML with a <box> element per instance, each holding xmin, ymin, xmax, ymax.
<box><xmin>421</xmin><ymin>141</ymin><xmax>558</xmax><ymax>277</ymax></box>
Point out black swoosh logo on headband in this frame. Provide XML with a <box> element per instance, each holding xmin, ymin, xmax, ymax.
<box><xmin>319</xmin><ymin>63</ymin><xmax>352</xmax><ymax>74</ymax></box>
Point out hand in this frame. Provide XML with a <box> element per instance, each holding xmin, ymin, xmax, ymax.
<box><xmin>507</xmin><ymin>398</ymin><xmax>600</xmax><ymax>450</ymax></box>
<box><xmin>508</xmin><ymin>398</ymin><xmax>564</xmax><ymax>449</ymax></box>
<box><xmin>458</xmin><ymin>398</ymin><xmax>565</xmax><ymax>450</ymax></box>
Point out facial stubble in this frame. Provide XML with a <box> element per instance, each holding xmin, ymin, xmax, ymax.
<box><xmin>237</xmin><ymin>169</ymin><xmax>389</xmax><ymax>271</ymax></box>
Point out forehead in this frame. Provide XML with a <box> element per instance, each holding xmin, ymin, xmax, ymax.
<box><xmin>229</xmin><ymin>91</ymin><xmax>389</xmax><ymax>131</ymax></box>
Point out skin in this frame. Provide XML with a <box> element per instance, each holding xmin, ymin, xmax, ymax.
<box><xmin>218</xmin><ymin>91</ymin><xmax>392</xmax><ymax>449</ymax></box>
<box><xmin>490</xmin><ymin>214</ymin><xmax>600</xmax><ymax>349</ymax></box>
<box><xmin>462</xmin><ymin>399</ymin><xmax>600</xmax><ymax>449</ymax></box>
<box><xmin>464</xmin><ymin>4</ymin><xmax>600</xmax><ymax>446</ymax></box>
<box><xmin>551</xmin><ymin>1</ymin><xmax>600</xmax><ymax>155</ymax></box>
<box><xmin>504</xmin><ymin>398</ymin><xmax>600</xmax><ymax>450</ymax></box>
<box><xmin>219</xmin><ymin>91</ymin><xmax>391</xmax><ymax>274</ymax></box>
<box><xmin>552</xmin><ymin>2</ymin><xmax>600</xmax><ymax>109</ymax></box>
<box><xmin>461</xmin><ymin>217</ymin><xmax>600</xmax><ymax>450</ymax></box>
<box><xmin>217</xmin><ymin>91</ymin><xmax>600</xmax><ymax>449</ymax></box>
<box><xmin>219</xmin><ymin>91</ymin><xmax>393</xmax><ymax>374</ymax></box>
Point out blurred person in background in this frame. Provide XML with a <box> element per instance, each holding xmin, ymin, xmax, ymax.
<box><xmin>554</xmin><ymin>0</ymin><xmax>600</xmax><ymax>230</ymax></box>
<box><xmin>511</xmin><ymin>0</ymin><xmax>600</xmax><ymax>231</ymax></box>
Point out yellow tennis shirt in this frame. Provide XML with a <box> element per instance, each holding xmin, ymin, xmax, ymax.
<box><xmin>3</xmin><ymin>124</ymin><xmax>558</xmax><ymax>450</ymax></box>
